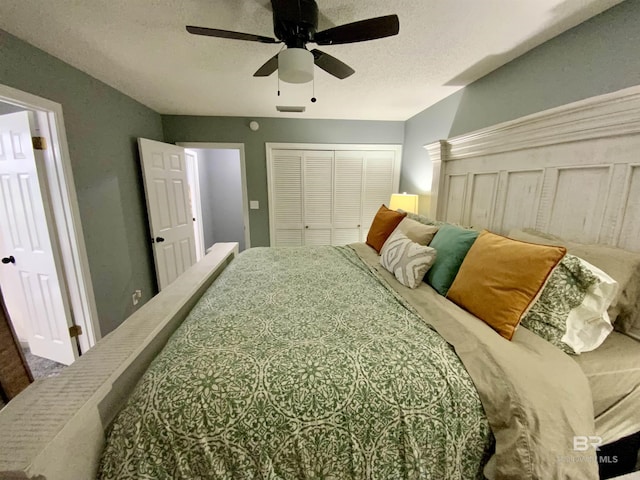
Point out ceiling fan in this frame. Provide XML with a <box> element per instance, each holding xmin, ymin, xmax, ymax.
<box><xmin>186</xmin><ymin>0</ymin><xmax>399</xmax><ymax>83</ymax></box>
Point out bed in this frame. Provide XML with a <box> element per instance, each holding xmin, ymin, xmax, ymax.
<box><xmin>97</xmin><ymin>242</ymin><xmax>598</xmax><ymax>479</ymax></box>
<box><xmin>100</xmin><ymin>244</ymin><xmax>494</xmax><ymax>479</ymax></box>
<box><xmin>1</xmin><ymin>85</ymin><xmax>640</xmax><ymax>480</ymax></box>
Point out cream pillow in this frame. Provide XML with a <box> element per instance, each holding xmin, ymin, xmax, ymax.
<box><xmin>395</xmin><ymin>218</ymin><xmax>439</xmax><ymax>246</ymax></box>
<box><xmin>380</xmin><ymin>231</ymin><xmax>437</xmax><ymax>289</ymax></box>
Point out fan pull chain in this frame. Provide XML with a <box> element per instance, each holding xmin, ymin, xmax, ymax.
<box><xmin>311</xmin><ymin>77</ymin><xmax>317</xmax><ymax>103</ymax></box>
<box><xmin>276</xmin><ymin>43</ymin><xmax>286</xmax><ymax>97</ymax></box>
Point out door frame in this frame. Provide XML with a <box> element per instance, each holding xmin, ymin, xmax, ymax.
<box><xmin>184</xmin><ymin>148</ymin><xmax>206</xmax><ymax>262</ymax></box>
<box><xmin>0</xmin><ymin>83</ymin><xmax>100</xmax><ymax>353</ymax></box>
<box><xmin>183</xmin><ymin>149</ymin><xmax>206</xmax><ymax>260</ymax></box>
<box><xmin>177</xmin><ymin>142</ymin><xmax>251</xmax><ymax>251</ymax></box>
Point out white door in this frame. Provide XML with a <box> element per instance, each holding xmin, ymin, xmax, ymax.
<box><xmin>361</xmin><ymin>152</ymin><xmax>396</xmax><ymax>241</ymax></box>
<box><xmin>0</xmin><ymin>111</ymin><xmax>78</xmax><ymax>365</ymax></box>
<box><xmin>270</xmin><ymin>150</ymin><xmax>304</xmax><ymax>246</ymax></box>
<box><xmin>334</xmin><ymin>152</ymin><xmax>364</xmax><ymax>245</ymax></box>
<box><xmin>138</xmin><ymin>138</ymin><xmax>196</xmax><ymax>290</ymax></box>
<box><xmin>303</xmin><ymin>151</ymin><xmax>333</xmax><ymax>245</ymax></box>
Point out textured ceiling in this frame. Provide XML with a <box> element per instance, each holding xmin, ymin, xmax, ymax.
<box><xmin>0</xmin><ymin>0</ymin><xmax>622</xmax><ymax>120</ymax></box>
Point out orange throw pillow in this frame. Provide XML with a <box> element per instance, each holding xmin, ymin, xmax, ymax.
<box><xmin>447</xmin><ymin>230</ymin><xmax>566</xmax><ymax>340</ymax></box>
<box><xmin>366</xmin><ymin>205</ymin><xmax>406</xmax><ymax>253</ymax></box>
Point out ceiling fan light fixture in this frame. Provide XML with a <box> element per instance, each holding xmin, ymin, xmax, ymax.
<box><xmin>278</xmin><ymin>48</ymin><xmax>314</xmax><ymax>84</ymax></box>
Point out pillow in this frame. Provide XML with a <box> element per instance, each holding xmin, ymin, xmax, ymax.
<box><xmin>447</xmin><ymin>231</ymin><xmax>567</xmax><ymax>340</ymax></box>
<box><xmin>380</xmin><ymin>231</ymin><xmax>437</xmax><ymax>288</ymax></box>
<box><xmin>521</xmin><ymin>254</ymin><xmax>618</xmax><ymax>354</ymax></box>
<box><xmin>402</xmin><ymin>211</ymin><xmax>447</xmax><ymax>227</ymax></box>
<box><xmin>395</xmin><ymin>218</ymin><xmax>439</xmax><ymax>246</ymax></box>
<box><xmin>426</xmin><ymin>225</ymin><xmax>479</xmax><ymax>296</ymax></box>
<box><xmin>366</xmin><ymin>205</ymin><xmax>406</xmax><ymax>253</ymax></box>
<box><xmin>508</xmin><ymin>229</ymin><xmax>640</xmax><ymax>341</ymax></box>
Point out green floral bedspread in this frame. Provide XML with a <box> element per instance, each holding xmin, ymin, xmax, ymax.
<box><xmin>99</xmin><ymin>246</ymin><xmax>492</xmax><ymax>479</ymax></box>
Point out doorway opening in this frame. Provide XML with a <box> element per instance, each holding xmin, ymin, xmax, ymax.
<box><xmin>179</xmin><ymin>143</ymin><xmax>250</xmax><ymax>258</ymax></box>
<box><xmin>0</xmin><ymin>84</ymin><xmax>99</xmax><ymax>374</ymax></box>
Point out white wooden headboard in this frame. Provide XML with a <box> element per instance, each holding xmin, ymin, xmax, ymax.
<box><xmin>426</xmin><ymin>85</ymin><xmax>640</xmax><ymax>252</ymax></box>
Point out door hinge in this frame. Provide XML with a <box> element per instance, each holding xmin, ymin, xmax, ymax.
<box><xmin>32</xmin><ymin>136</ymin><xmax>47</xmax><ymax>150</ymax></box>
<box><xmin>69</xmin><ymin>325</ymin><xmax>83</xmax><ymax>338</ymax></box>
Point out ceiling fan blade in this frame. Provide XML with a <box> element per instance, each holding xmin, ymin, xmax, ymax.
<box><xmin>186</xmin><ymin>25</ymin><xmax>279</xmax><ymax>44</ymax></box>
<box><xmin>254</xmin><ymin>54</ymin><xmax>279</xmax><ymax>77</ymax></box>
<box><xmin>311</xmin><ymin>49</ymin><xmax>354</xmax><ymax>79</ymax></box>
<box><xmin>313</xmin><ymin>14</ymin><xmax>399</xmax><ymax>45</ymax></box>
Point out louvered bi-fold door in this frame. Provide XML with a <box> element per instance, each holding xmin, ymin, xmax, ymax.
<box><xmin>333</xmin><ymin>152</ymin><xmax>364</xmax><ymax>245</ymax></box>
<box><xmin>271</xmin><ymin>150</ymin><xmax>304</xmax><ymax>246</ymax></box>
<box><xmin>269</xmin><ymin>147</ymin><xmax>399</xmax><ymax>246</ymax></box>
<box><xmin>303</xmin><ymin>151</ymin><xmax>334</xmax><ymax>245</ymax></box>
<box><xmin>361</xmin><ymin>151</ymin><xmax>396</xmax><ymax>241</ymax></box>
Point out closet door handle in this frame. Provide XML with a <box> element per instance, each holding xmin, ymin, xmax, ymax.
<box><xmin>305</xmin><ymin>226</ymin><xmax>309</xmax><ymax>229</ymax></box>
<box><xmin>156</xmin><ymin>237</ymin><xmax>165</xmax><ymax>243</ymax></box>
<box><xmin>1</xmin><ymin>256</ymin><xmax>15</xmax><ymax>264</ymax></box>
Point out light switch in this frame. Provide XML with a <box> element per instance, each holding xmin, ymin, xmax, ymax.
<box><xmin>250</xmin><ymin>200</ymin><xmax>259</xmax><ymax>210</ymax></box>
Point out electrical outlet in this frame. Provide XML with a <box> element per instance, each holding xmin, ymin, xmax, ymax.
<box><xmin>132</xmin><ymin>289</ymin><xmax>142</xmax><ymax>306</ymax></box>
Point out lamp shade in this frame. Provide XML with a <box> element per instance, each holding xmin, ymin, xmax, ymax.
<box><xmin>278</xmin><ymin>48</ymin><xmax>314</xmax><ymax>84</ymax></box>
<box><xmin>389</xmin><ymin>193</ymin><xmax>419</xmax><ymax>214</ymax></box>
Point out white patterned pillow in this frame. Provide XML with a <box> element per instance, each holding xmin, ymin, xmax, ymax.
<box><xmin>521</xmin><ymin>254</ymin><xmax>618</xmax><ymax>354</ymax></box>
<box><xmin>380</xmin><ymin>231</ymin><xmax>437</xmax><ymax>289</ymax></box>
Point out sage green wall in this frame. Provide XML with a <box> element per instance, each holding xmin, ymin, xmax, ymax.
<box><xmin>401</xmin><ymin>0</ymin><xmax>640</xmax><ymax>196</ymax></box>
<box><xmin>162</xmin><ymin>116</ymin><xmax>405</xmax><ymax>247</ymax></box>
<box><xmin>0</xmin><ymin>102</ymin><xmax>24</xmax><ymax>114</ymax></box>
<box><xmin>0</xmin><ymin>30</ymin><xmax>164</xmax><ymax>335</ymax></box>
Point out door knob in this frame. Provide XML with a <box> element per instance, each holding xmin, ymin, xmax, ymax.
<box><xmin>1</xmin><ymin>256</ymin><xmax>15</xmax><ymax>264</ymax></box>
<box><xmin>155</xmin><ymin>237</ymin><xmax>165</xmax><ymax>243</ymax></box>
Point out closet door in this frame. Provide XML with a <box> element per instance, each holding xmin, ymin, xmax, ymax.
<box><xmin>271</xmin><ymin>150</ymin><xmax>304</xmax><ymax>246</ymax></box>
<box><xmin>333</xmin><ymin>152</ymin><xmax>364</xmax><ymax>245</ymax></box>
<box><xmin>361</xmin><ymin>151</ymin><xmax>396</xmax><ymax>241</ymax></box>
<box><xmin>303</xmin><ymin>151</ymin><xmax>333</xmax><ymax>245</ymax></box>
<box><xmin>268</xmin><ymin>145</ymin><xmax>401</xmax><ymax>247</ymax></box>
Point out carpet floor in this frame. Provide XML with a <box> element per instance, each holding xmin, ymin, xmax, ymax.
<box><xmin>22</xmin><ymin>348</ymin><xmax>66</xmax><ymax>379</ymax></box>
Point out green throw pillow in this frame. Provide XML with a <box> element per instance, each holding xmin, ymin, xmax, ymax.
<box><xmin>426</xmin><ymin>225</ymin><xmax>479</xmax><ymax>296</ymax></box>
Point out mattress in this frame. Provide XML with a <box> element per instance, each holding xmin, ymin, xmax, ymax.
<box><xmin>574</xmin><ymin>331</ymin><xmax>640</xmax><ymax>444</ymax></box>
